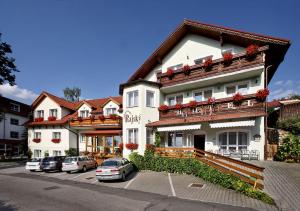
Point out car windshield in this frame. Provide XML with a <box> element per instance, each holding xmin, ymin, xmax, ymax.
<box><xmin>102</xmin><ymin>160</ymin><xmax>119</xmax><ymax>167</ymax></box>
<box><xmin>64</xmin><ymin>157</ymin><xmax>77</xmax><ymax>163</ymax></box>
<box><xmin>42</xmin><ymin>157</ymin><xmax>55</xmax><ymax>162</ymax></box>
<box><xmin>29</xmin><ymin>158</ymin><xmax>40</xmax><ymax>162</ymax></box>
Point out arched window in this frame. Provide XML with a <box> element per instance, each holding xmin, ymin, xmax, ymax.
<box><xmin>218</xmin><ymin>131</ymin><xmax>248</xmax><ymax>151</ymax></box>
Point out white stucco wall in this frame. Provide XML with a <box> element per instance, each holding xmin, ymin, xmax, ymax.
<box><xmin>34</xmin><ymin>97</ymin><xmax>66</xmax><ymax>120</ymax></box>
<box><xmin>77</xmin><ymin>103</ymin><xmax>92</xmax><ymax>117</ymax></box>
<box><xmin>0</xmin><ymin>113</ymin><xmax>28</xmax><ymax>140</ymax></box>
<box><xmin>103</xmin><ymin>101</ymin><xmax>120</xmax><ymax>116</ymax></box>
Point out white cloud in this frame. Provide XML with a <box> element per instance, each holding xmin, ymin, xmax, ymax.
<box><xmin>0</xmin><ymin>83</ymin><xmax>38</xmax><ymax>104</ymax></box>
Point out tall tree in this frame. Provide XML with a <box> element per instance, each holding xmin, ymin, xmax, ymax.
<box><xmin>63</xmin><ymin>87</ymin><xmax>81</xmax><ymax>102</ymax></box>
<box><xmin>0</xmin><ymin>33</ymin><xmax>18</xmax><ymax>85</ymax></box>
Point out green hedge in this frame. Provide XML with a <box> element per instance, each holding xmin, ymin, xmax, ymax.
<box><xmin>129</xmin><ymin>150</ymin><xmax>274</xmax><ymax>205</ymax></box>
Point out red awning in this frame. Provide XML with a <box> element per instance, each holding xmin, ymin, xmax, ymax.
<box><xmin>83</xmin><ymin>130</ymin><xmax>122</xmax><ymax>136</ymax></box>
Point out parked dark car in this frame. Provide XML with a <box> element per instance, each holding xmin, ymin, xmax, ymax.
<box><xmin>41</xmin><ymin>156</ymin><xmax>65</xmax><ymax>172</ymax></box>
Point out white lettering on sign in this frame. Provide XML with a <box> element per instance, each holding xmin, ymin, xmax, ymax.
<box><xmin>124</xmin><ymin>110</ymin><xmax>141</xmax><ymax>124</ymax></box>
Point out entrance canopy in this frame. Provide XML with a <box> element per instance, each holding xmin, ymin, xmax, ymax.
<box><xmin>157</xmin><ymin>124</ymin><xmax>201</xmax><ymax>132</ymax></box>
<box><xmin>209</xmin><ymin>120</ymin><xmax>255</xmax><ymax>128</ymax></box>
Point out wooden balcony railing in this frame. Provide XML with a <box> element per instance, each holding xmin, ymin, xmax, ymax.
<box><xmin>70</xmin><ymin>117</ymin><xmax>122</xmax><ymax>127</ymax></box>
<box><xmin>155</xmin><ymin>147</ymin><xmax>264</xmax><ymax>189</ymax></box>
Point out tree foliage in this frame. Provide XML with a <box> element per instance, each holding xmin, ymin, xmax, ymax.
<box><xmin>0</xmin><ymin>33</ymin><xmax>19</xmax><ymax>85</ymax></box>
<box><xmin>63</xmin><ymin>87</ymin><xmax>81</xmax><ymax>102</ymax></box>
<box><xmin>278</xmin><ymin>118</ymin><xmax>300</xmax><ymax>135</ymax></box>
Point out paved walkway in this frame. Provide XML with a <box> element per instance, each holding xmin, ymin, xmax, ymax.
<box><xmin>251</xmin><ymin>161</ymin><xmax>300</xmax><ymax>211</ymax></box>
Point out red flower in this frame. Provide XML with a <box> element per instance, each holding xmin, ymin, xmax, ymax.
<box><xmin>208</xmin><ymin>97</ymin><xmax>216</xmax><ymax>105</ymax></box>
<box><xmin>90</xmin><ymin>115</ymin><xmax>95</xmax><ymax>121</ymax></box>
<box><xmin>51</xmin><ymin>139</ymin><xmax>61</xmax><ymax>144</ymax></box>
<box><xmin>158</xmin><ymin>104</ymin><xmax>169</xmax><ymax>111</ymax></box>
<box><xmin>188</xmin><ymin>100</ymin><xmax>197</xmax><ymax>108</ymax></box>
<box><xmin>203</xmin><ymin>57</ymin><xmax>213</xmax><ymax>68</ymax></box>
<box><xmin>48</xmin><ymin>116</ymin><xmax>56</xmax><ymax>121</ymax></box>
<box><xmin>125</xmin><ymin>143</ymin><xmax>138</xmax><ymax>151</ymax></box>
<box><xmin>77</xmin><ymin>116</ymin><xmax>83</xmax><ymax>122</ymax></box>
<box><xmin>109</xmin><ymin>114</ymin><xmax>118</xmax><ymax>120</ymax></box>
<box><xmin>182</xmin><ymin>65</ymin><xmax>191</xmax><ymax>75</ymax></box>
<box><xmin>166</xmin><ymin>68</ymin><xmax>174</xmax><ymax>79</ymax></box>
<box><xmin>32</xmin><ymin>138</ymin><xmax>41</xmax><ymax>143</ymax></box>
<box><xmin>175</xmin><ymin>104</ymin><xmax>183</xmax><ymax>110</ymax></box>
<box><xmin>98</xmin><ymin>114</ymin><xmax>105</xmax><ymax>121</ymax></box>
<box><xmin>146</xmin><ymin>144</ymin><xmax>155</xmax><ymax>151</ymax></box>
<box><xmin>34</xmin><ymin>117</ymin><xmax>44</xmax><ymax>122</ymax></box>
<box><xmin>246</xmin><ymin>44</ymin><xmax>259</xmax><ymax>57</ymax></box>
<box><xmin>232</xmin><ymin>93</ymin><xmax>245</xmax><ymax>106</ymax></box>
<box><xmin>223</xmin><ymin>52</ymin><xmax>233</xmax><ymax>63</ymax></box>
<box><xmin>256</xmin><ymin>88</ymin><xmax>269</xmax><ymax>102</ymax></box>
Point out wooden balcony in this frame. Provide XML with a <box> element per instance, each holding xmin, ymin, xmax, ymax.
<box><xmin>157</xmin><ymin>46</ymin><xmax>267</xmax><ymax>88</ymax></box>
<box><xmin>70</xmin><ymin>117</ymin><xmax>122</xmax><ymax>128</ymax></box>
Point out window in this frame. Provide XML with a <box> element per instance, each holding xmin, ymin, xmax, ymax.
<box><xmin>34</xmin><ymin>149</ymin><xmax>42</xmax><ymax>158</ymax></box>
<box><xmin>106</xmin><ymin>108</ymin><xmax>117</xmax><ymax>115</ymax></box>
<box><xmin>53</xmin><ymin>150</ymin><xmax>61</xmax><ymax>156</ymax></box>
<box><xmin>146</xmin><ymin>90</ymin><xmax>154</xmax><ymax>107</ymax></box>
<box><xmin>36</xmin><ymin>110</ymin><xmax>44</xmax><ymax>118</ymax></box>
<box><xmin>127</xmin><ymin>129</ymin><xmax>138</xmax><ymax>143</ymax></box>
<box><xmin>10</xmin><ymin>131</ymin><xmax>19</xmax><ymax>139</ymax></box>
<box><xmin>218</xmin><ymin>131</ymin><xmax>248</xmax><ymax>151</ymax></box>
<box><xmin>127</xmin><ymin>90</ymin><xmax>139</xmax><ymax>107</ymax></box>
<box><xmin>49</xmin><ymin>109</ymin><xmax>57</xmax><ymax>117</ymax></box>
<box><xmin>10</xmin><ymin>103</ymin><xmax>20</xmax><ymax>112</ymax></box>
<box><xmin>52</xmin><ymin>132</ymin><xmax>61</xmax><ymax>139</ymax></box>
<box><xmin>168</xmin><ymin>63</ymin><xmax>183</xmax><ymax>71</ymax></box>
<box><xmin>34</xmin><ymin>132</ymin><xmax>41</xmax><ymax>139</ymax></box>
<box><xmin>146</xmin><ymin>129</ymin><xmax>154</xmax><ymax>144</ymax></box>
<box><xmin>10</xmin><ymin>118</ymin><xmax>19</xmax><ymax>125</ymax></box>
<box><xmin>194</xmin><ymin>58</ymin><xmax>205</xmax><ymax>65</ymax></box>
<box><xmin>194</xmin><ymin>89</ymin><xmax>213</xmax><ymax>102</ymax></box>
<box><xmin>226</xmin><ymin>83</ymin><xmax>248</xmax><ymax>96</ymax></box>
<box><xmin>168</xmin><ymin>132</ymin><xmax>183</xmax><ymax>147</ymax></box>
<box><xmin>168</xmin><ymin>95</ymin><xmax>183</xmax><ymax>106</ymax></box>
<box><xmin>80</xmin><ymin>110</ymin><xmax>89</xmax><ymax>118</ymax></box>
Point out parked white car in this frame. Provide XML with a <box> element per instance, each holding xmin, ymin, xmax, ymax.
<box><xmin>96</xmin><ymin>158</ymin><xmax>133</xmax><ymax>181</ymax></box>
<box><xmin>62</xmin><ymin>156</ymin><xmax>97</xmax><ymax>173</ymax></box>
<box><xmin>25</xmin><ymin>158</ymin><xmax>42</xmax><ymax>172</ymax></box>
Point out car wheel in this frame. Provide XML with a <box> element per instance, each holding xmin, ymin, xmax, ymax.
<box><xmin>98</xmin><ymin>179</ymin><xmax>102</xmax><ymax>182</ymax></box>
<box><xmin>121</xmin><ymin>172</ymin><xmax>126</xmax><ymax>182</ymax></box>
<box><xmin>82</xmin><ymin>166</ymin><xmax>87</xmax><ymax>172</ymax></box>
<box><xmin>66</xmin><ymin>171</ymin><xmax>71</xmax><ymax>174</ymax></box>
<box><xmin>29</xmin><ymin>170</ymin><xmax>35</xmax><ymax>172</ymax></box>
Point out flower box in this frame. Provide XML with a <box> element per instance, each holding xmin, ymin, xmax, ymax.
<box><xmin>188</xmin><ymin>100</ymin><xmax>197</xmax><ymax>108</ymax></box>
<box><xmin>34</xmin><ymin>117</ymin><xmax>44</xmax><ymax>122</ymax></box>
<box><xmin>90</xmin><ymin>115</ymin><xmax>95</xmax><ymax>121</ymax></box>
<box><xmin>175</xmin><ymin>104</ymin><xmax>183</xmax><ymax>110</ymax></box>
<box><xmin>159</xmin><ymin>105</ymin><xmax>169</xmax><ymax>112</ymax></box>
<box><xmin>77</xmin><ymin>116</ymin><xmax>83</xmax><ymax>122</ymax></box>
<box><xmin>256</xmin><ymin>88</ymin><xmax>269</xmax><ymax>102</ymax></box>
<box><xmin>48</xmin><ymin>116</ymin><xmax>56</xmax><ymax>121</ymax></box>
<box><xmin>98</xmin><ymin>114</ymin><xmax>105</xmax><ymax>121</ymax></box>
<box><xmin>223</xmin><ymin>52</ymin><xmax>233</xmax><ymax>64</ymax></box>
<box><xmin>246</xmin><ymin>44</ymin><xmax>259</xmax><ymax>57</ymax></box>
<box><xmin>51</xmin><ymin>139</ymin><xmax>61</xmax><ymax>144</ymax></box>
<box><xmin>208</xmin><ymin>97</ymin><xmax>216</xmax><ymax>105</ymax></box>
<box><xmin>32</xmin><ymin>138</ymin><xmax>41</xmax><ymax>143</ymax></box>
<box><xmin>203</xmin><ymin>57</ymin><xmax>213</xmax><ymax>68</ymax></box>
<box><xmin>182</xmin><ymin>65</ymin><xmax>191</xmax><ymax>75</ymax></box>
<box><xmin>166</xmin><ymin>68</ymin><xmax>174</xmax><ymax>79</ymax></box>
<box><xmin>125</xmin><ymin>143</ymin><xmax>138</xmax><ymax>151</ymax></box>
<box><xmin>232</xmin><ymin>93</ymin><xmax>245</xmax><ymax>106</ymax></box>
<box><xmin>109</xmin><ymin>114</ymin><xmax>118</xmax><ymax>120</ymax></box>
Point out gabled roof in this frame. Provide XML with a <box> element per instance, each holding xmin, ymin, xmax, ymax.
<box><xmin>31</xmin><ymin>91</ymin><xmax>77</xmax><ymax>110</ymax></box>
<box><xmin>127</xmin><ymin>19</ymin><xmax>291</xmax><ymax>82</ymax></box>
<box><xmin>0</xmin><ymin>96</ymin><xmax>31</xmax><ymax>117</ymax></box>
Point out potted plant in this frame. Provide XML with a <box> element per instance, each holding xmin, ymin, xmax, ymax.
<box><xmin>223</xmin><ymin>52</ymin><xmax>233</xmax><ymax>65</ymax></box>
<box><xmin>158</xmin><ymin>104</ymin><xmax>169</xmax><ymax>112</ymax></box>
<box><xmin>166</xmin><ymin>68</ymin><xmax>174</xmax><ymax>79</ymax></box>
<box><xmin>246</xmin><ymin>44</ymin><xmax>259</xmax><ymax>58</ymax></box>
<box><xmin>175</xmin><ymin>103</ymin><xmax>183</xmax><ymax>110</ymax></box>
<box><xmin>98</xmin><ymin>114</ymin><xmax>105</xmax><ymax>121</ymax></box>
<box><xmin>125</xmin><ymin>143</ymin><xmax>139</xmax><ymax>152</ymax></box>
<box><xmin>208</xmin><ymin>97</ymin><xmax>216</xmax><ymax>105</ymax></box>
<box><xmin>188</xmin><ymin>100</ymin><xmax>197</xmax><ymax>108</ymax></box>
<box><xmin>182</xmin><ymin>64</ymin><xmax>191</xmax><ymax>75</ymax></box>
<box><xmin>32</xmin><ymin>138</ymin><xmax>41</xmax><ymax>143</ymax></box>
<box><xmin>51</xmin><ymin>138</ymin><xmax>61</xmax><ymax>144</ymax></box>
<box><xmin>48</xmin><ymin>116</ymin><xmax>56</xmax><ymax>121</ymax></box>
<box><xmin>232</xmin><ymin>93</ymin><xmax>245</xmax><ymax>106</ymax></box>
<box><xmin>256</xmin><ymin>88</ymin><xmax>269</xmax><ymax>102</ymax></box>
<box><xmin>203</xmin><ymin>57</ymin><xmax>213</xmax><ymax>69</ymax></box>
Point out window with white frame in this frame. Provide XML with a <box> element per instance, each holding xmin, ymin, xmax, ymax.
<box><xmin>194</xmin><ymin>57</ymin><xmax>205</xmax><ymax>65</ymax></box>
<box><xmin>127</xmin><ymin>128</ymin><xmax>138</xmax><ymax>143</ymax></box>
<box><xmin>36</xmin><ymin>110</ymin><xmax>44</xmax><ymax>118</ymax></box>
<box><xmin>34</xmin><ymin>132</ymin><xmax>41</xmax><ymax>139</ymax></box>
<box><xmin>49</xmin><ymin>109</ymin><xmax>57</xmax><ymax>117</ymax></box>
<box><xmin>10</xmin><ymin>131</ymin><xmax>19</xmax><ymax>139</ymax></box>
<box><xmin>80</xmin><ymin>110</ymin><xmax>89</xmax><ymax>118</ymax></box>
<box><xmin>34</xmin><ymin>149</ymin><xmax>42</xmax><ymax>158</ymax></box>
<box><xmin>146</xmin><ymin>128</ymin><xmax>154</xmax><ymax>144</ymax></box>
<box><xmin>168</xmin><ymin>63</ymin><xmax>183</xmax><ymax>71</ymax></box>
<box><xmin>106</xmin><ymin>108</ymin><xmax>117</xmax><ymax>115</ymax></box>
<box><xmin>127</xmin><ymin>90</ymin><xmax>139</xmax><ymax>107</ymax></box>
<box><xmin>168</xmin><ymin>132</ymin><xmax>183</xmax><ymax>147</ymax></box>
<box><xmin>52</xmin><ymin>132</ymin><xmax>61</xmax><ymax>139</ymax></box>
<box><xmin>218</xmin><ymin>131</ymin><xmax>248</xmax><ymax>151</ymax></box>
<box><xmin>146</xmin><ymin>90</ymin><xmax>154</xmax><ymax>107</ymax></box>
<box><xmin>53</xmin><ymin>150</ymin><xmax>61</xmax><ymax>156</ymax></box>
<box><xmin>194</xmin><ymin>89</ymin><xmax>213</xmax><ymax>102</ymax></box>
<box><xmin>168</xmin><ymin>95</ymin><xmax>183</xmax><ymax>106</ymax></box>
<box><xmin>226</xmin><ymin>83</ymin><xmax>248</xmax><ymax>96</ymax></box>
<box><xmin>10</xmin><ymin>118</ymin><xmax>19</xmax><ymax>125</ymax></box>
<box><xmin>10</xmin><ymin>103</ymin><xmax>20</xmax><ymax>112</ymax></box>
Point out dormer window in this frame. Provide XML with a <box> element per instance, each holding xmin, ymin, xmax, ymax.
<box><xmin>106</xmin><ymin>108</ymin><xmax>117</xmax><ymax>115</ymax></box>
<box><xmin>36</xmin><ymin>110</ymin><xmax>44</xmax><ymax>118</ymax></box>
<box><xmin>10</xmin><ymin>103</ymin><xmax>20</xmax><ymax>112</ymax></box>
<box><xmin>49</xmin><ymin>109</ymin><xmax>57</xmax><ymax>117</ymax></box>
<box><xmin>80</xmin><ymin>110</ymin><xmax>89</xmax><ymax>118</ymax></box>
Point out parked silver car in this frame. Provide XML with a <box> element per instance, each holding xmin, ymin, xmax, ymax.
<box><xmin>62</xmin><ymin>156</ymin><xmax>97</xmax><ymax>173</ymax></box>
<box><xmin>25</xmin><ymin>158</ymin><xmax>42</xmax><ymax>172</ymax></box>
<box><xmin>96</xmin><ymin>158</ymin><xmax>133</xmax><ymax>181</ymax></box>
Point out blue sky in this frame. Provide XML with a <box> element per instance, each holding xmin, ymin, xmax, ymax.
<box><xmin>0</xmin><ymin>0</ymin><xmax>299</xmax><ymax>104</ymax></box>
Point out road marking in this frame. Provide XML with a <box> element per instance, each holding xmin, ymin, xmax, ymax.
<box><xmin>168</xmin><ymin>173</ymin><xmax>176</xmax><ymax>197</ymax></box>
<box><xmin>71</xmin><ymin>171</ymin><xmax>92</xmax><ymax>180</ymax></box>
<box><xmin>124</xmin><ymin>175</ymin><xmax>138</xmax><ymax>189</ymax></box>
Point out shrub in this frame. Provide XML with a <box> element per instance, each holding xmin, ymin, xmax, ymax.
<box><xmin>154</xmin><ymin>132</ymin><xmax>161</xmax><ymax>147</ymax></box>
<box><xmin>129</xmin><ymin>153</ymin><xmax>274</xmax><ymax>204</ymax></box>
<box><xmin>65</xmin><ymin>148</ymin><xmax>78</xmax><ymax>156</ymax></box>
<box><xmin>274</xmin><ymin>133</ymin><xmax>300</xmax><ymax>162</ymax></box>
<box><xmin>278</xmin><ymin>118</ymin><xmax>300</xmax><ymax>135</ymax></box>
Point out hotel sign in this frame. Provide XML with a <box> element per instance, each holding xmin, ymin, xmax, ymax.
<box><xmin>124</xmin><ymin>110</ymin><xmax>141</xmax><ymax>124</ymax></box>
